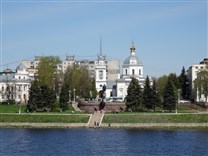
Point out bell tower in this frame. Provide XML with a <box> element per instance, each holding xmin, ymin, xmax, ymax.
<box><xmin>95</xmin><ymin>36</ymin><xmax>107</xmax><ymax>92</ymax></box>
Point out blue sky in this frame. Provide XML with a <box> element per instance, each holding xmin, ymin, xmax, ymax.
<box><xmin>0</xmin><ymin>0</ymin><xmax>207</xmax><ymax>77</ymax></box>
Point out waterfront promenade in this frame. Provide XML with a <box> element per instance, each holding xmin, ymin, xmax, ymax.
<box><xmin>1</xmin><ymin>112</ymin><xmax>208</xmax><ymax>128</ymax></box>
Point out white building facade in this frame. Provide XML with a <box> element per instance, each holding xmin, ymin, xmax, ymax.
<box><xmin>187</xmin><ymin>58</ymin><xmax>208</xmax><ymax>102</ymax></box>
<box><xmin>0</xmin><ymin>64</ymin><xmax>31</xmax><ymax>103</ymax></box>
<box><xmin>116</xmin><ymin>42</ymin><xmax>146</xmax><ymax>101</ymax></box>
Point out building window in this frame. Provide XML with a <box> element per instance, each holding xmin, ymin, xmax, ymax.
<box><xmin>99</xmin><ymin>70</ymin><xmax>103</xmax><ymax>79</ymax></box>
<box><xmin>6</xmin><ymin>86</ymin><xmax>10</xmax><ymax>91</ymax></box>
<box><xmin>2</xmin><ymin>86</ymin><xmax>4</xmax><ymax>91</ymax></box>
<box><xmin>139</xmin><ymin>69</ymin><xmax>141</xmax><ymax>75</ymax></box>
<box><xmin>125</xmin><ymin>69</ymin><xmax>127</xmax><ymax>75</ymax></box>
<box><xmin>132</xmin><ymin>69</ymin><xmax>135</xmax><ymax>75</ymax></box>
<box><xmin>19</xmin><ymin>76</ymin><xmax>21</xmax><ymax>79</ymax></box>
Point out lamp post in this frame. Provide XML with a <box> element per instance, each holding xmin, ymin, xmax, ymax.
<box><xmin>18</xmin><ymin>98</ymin><xmax>22</xmax><ymax>114</ymax></box>
<box><xmin>73</xmin><ymin>88</ymin><xmax>76</xmax><ymax>103</ymax></box>
<box><xmin>69</xmin><ymin>90</ymin><xmax>71</xmax><ymax>102</ymax></box>
<box><xmin>176</xmin><ymin>89</ymin><xmax>181</xmax><ymax>114</ymax></box>
<box><xmin>119</xmin><ymin>88</ymin><xmax>123</xmax><ymax>101</ymax></box>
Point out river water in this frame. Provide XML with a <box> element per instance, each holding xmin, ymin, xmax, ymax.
<box><xmin>0</xmin><ymin>128</ymin><xmax>208</xmax><ymax>156</ymax></box>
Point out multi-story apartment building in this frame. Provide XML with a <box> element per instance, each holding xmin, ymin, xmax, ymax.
<box><xmin>187</xmin><ymin>58</ymin><xmax>208</xmax><ymax>102</ymax></box>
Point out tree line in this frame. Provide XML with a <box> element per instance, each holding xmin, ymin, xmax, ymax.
<box><xmin>126</xmin><ymin>75</ymin><xmax>177</xmax><ymax>112</ymax></box>
<box><xmin>27</xmin><ymin>56</ymin><xmax>96</xmax><ymax>112</ymax></box>
<box><xmin>26</xmin><ymin>56</ymin><xmax>208</xmax><ymax>112</ymax></box>
<box><xmin>126</xmin><ymin>66</ymin><xmax>208</xmax><ymax>112</ymax></box>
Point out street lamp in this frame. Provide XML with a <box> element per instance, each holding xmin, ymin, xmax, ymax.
<box><xmin>176</xmin><ymin>89</ymin><xmax>181</xmax><ymax>114</ymax></box>
<box><xmin>18</xmin><ymin>98</ymin><xmax>22</xmax><ymax>114</ymax></box>
<box><xmin>119</xmin><ymin>88</ymin><xmax>123</xmax><ymax>101</ymax></box>
<box><xmin>73</xmin><ymin>88</ymin><xmax>76</xmax><ymax>103</ymax></box>
<box><xmin>69</xmin><ymin>90</ymin><xmax>71</xmax><ymax>102</ymax></box>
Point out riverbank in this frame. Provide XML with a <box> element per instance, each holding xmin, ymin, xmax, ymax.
<box><xmin>0</xmin><ymin>113</ymin><xmax>208</xmax><ymax>129</ymax></box>
<box><xmin>1</xmin><ymin>122</ymin><xmax>208</xmax><ymax>129</ymax></box>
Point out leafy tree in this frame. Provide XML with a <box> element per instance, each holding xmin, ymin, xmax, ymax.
<box><xmin>194</xmin><ymin>70</ymin><xmax>208</xmax><ymax>102</ymax></box>
<box><xmin>178</xmin><ymin>67</ymin><xmax>189</xmax><ymax>99</ymax></box>
<box><xmin>157</xmin><ymin>75</ymin><xmax>168</xmax><ymax>102</ymax></box>
<box><xmin>152</xmin><ymin>79</ymin><xmax>161</xmax><ymax>111</ymax></box>
<box><xmin>168</xmin><ymin>73</ymin><xmax>179</xmax><ymax>89</ymax></box>
<box><xmin>63</xmin><ymin>65</ymin><xmax>94</xmax><ymax>99</ymax></box>
<box><xmin>37</xmin><ymin>56</ymin><xmax>61</xmax><ymax>89</ymax></box>
<box><xmin>143</xmin><ymin>76</ymin><xmax>153</xmax><ymax>111</ymax></box>
<box><xmin>90</xmin><ymin>79</ymin><xmax>97</xmax><ymax>99</ymax></box>
<box><xmin>163</xmin><ymin>77</ymin><xmax>177</xmax><ymax>112</ymax></box>
<box><xmin>126</xmin><ymin>77</ymin><xmax>143</xmax><ymax>111</ymax></box>
<box><xmin>59</xmin><ymin>86</ymin><xmax>69</xmax><ymax>111</ymax></box>
<box><xmin>79</xmin><ymin>67</ymin><xmax>92</xmax><ymax>98</ymax></box>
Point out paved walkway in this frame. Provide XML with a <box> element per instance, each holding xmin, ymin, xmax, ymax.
<box><xmin>88</xmin><ymin>111</ymin><xmax>104</xmax><ymax>128</ymax></box>
<box><xmin>101</xmin><ymin>123</ymin><xmax>208</xmax><ymax>128</ymax></box>
<box><xmin>1</xmin><ymin>122</ymin><xmax>207</xmax><ymax>128</ymax></box>
<box><xmin>0</xmin><ymin>122</ymin><xmax>88</xmax><ymax>128</ymax></box>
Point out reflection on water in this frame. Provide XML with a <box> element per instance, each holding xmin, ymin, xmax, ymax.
<box><xmin>1</xmin><ymin>128</ymin><xmax>208</xmax><ymax>156</ymax></box>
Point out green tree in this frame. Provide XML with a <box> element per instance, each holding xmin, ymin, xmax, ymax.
<box><xmin>168</xmin><ymin>73</ymin><xmax>179</xmax><ymax>89</ymax></box>
<box><xmin>163</xmin><ymin>77</ymin><xmax>177</xmax><ymax>112</ymax></box>
<box><xmin>152</xmin><ymin>79</ymin><xmax>161</xmax><ymax>111</ymax></box>
<box><xmin>59</xmin><ymin>86</ymin><xmax>69</xmax><ymax>111</ymax></box>
<box><xmin>126</xmin><ymin>77</ymin><xmax>143</xmax><ymax>111</ymax></box>
<box><xmin>27</xmin><ymin>80</ymin><xmax>56</xmax><ymax>112</ymax></box>
<box><xmin>27</xmin><ymin>80</ymin><xmax>40</xmax><ymax>112</ymax></box>
<box><xmin>91</xmin><ymin>79</ymin><xmax>97</xmax><ymax>99</ymax></box>
<box><xmin>63</xmin><ymin>65</ymin><xmax>94</xmax><ymax>99</ymax></box>
<box><xmin>79</xmin><ymin>67</ymin><xmax>92</xmax><ymax>98</ymax></box>
<box><xmin>37</xmin><ymin>56</ymin><xmax>61</xmax><ymax>89</ymax></box>
<box><xmin>178</xmin><ymin>67</ymin><xmax>189</xmax><ymax>99</ymax></box>
<box><xmin>39</xmin><ymin>85</ymin><xmax>56</xmax><ymax>111</ymax></box>
<box><xmin>157</xmin><ymin>75</ymin><xmax>168</xmax><ymax>102</ymax></box>
<box><xmin>143</xmin><ymin>76</ymin><xmax>153</xmax><ymax>111</ymax></box>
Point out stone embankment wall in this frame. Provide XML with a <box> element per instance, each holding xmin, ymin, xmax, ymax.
<box><xmin>78</xmin><ymin>102</ymin><xmax>126</xmax><ymax>112</ymax></box>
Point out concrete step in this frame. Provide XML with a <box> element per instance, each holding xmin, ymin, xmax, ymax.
<box><xmin>88</xmin><ymin>111</ymin><xmax>104</xmax><ymax>128</ymax></box>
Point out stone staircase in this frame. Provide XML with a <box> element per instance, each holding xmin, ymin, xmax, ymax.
<box><xmin>88</xmin><ymin>111</ymin><xmax>104</xmax><ymax>128</ymax></box>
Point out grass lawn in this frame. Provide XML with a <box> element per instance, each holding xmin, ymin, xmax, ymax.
<box><xmin>0</xmin><ymin>103</ymin><xmax>86</xmax><ymax>114</ymax></box>
<box><xmin>0</xmin><ymin>114</ymin><xmax>90</xmax><ymax>123</ymax></box>
<box><xmin>0</xmin><ymin>103</ymin><xmax>26</xmax><ymax>113</ymax></box>
<box><xmin>103</xmin><ymin>114</ymin><xmax>208</xmax><ymax>123</ymax></box>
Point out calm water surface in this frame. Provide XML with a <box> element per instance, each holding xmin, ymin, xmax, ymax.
<box><xmin>0</xmin><ymin>128</ymin><xmax>208</xmax><ymax>156</ymax></box>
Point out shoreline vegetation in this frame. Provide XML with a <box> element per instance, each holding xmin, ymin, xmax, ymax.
<box><xmin>0</xmin><ymin>103</ymin><xmax>207</xmax><ymax>129</ymax></box>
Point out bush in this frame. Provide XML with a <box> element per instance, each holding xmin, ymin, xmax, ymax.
<box><xmin>2</xmin><ymin>99</ymin><xmax>16</xmax><ymax>105</ymax></box>
<box><xmin>195</xmin><ymin>102</ymin><xmax>206</xmax><ymax>108</ymax></box>
<box><xmin>51</xmin><ymin>101</ymin><xmax>60</xmax><ymax>112</ymax></box>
